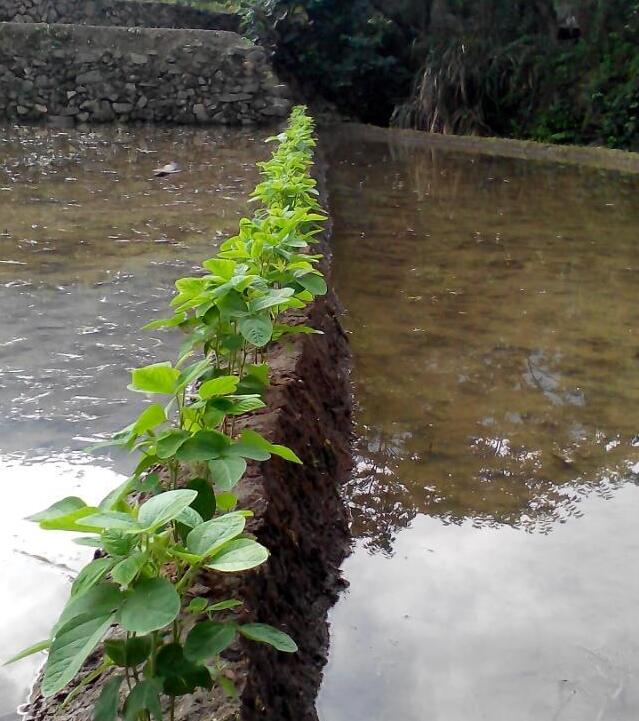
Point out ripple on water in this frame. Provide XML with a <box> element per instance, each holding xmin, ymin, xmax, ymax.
<box><xmin>0</xmin><ymin>122</ymin><xmax>272</xmax><ymax>719</ymax></box>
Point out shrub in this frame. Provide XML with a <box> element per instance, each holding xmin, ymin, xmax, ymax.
<box><xmin>238</xmin><ymin>0</ymin><xmax>410</xmax><ymax>124</ymax></box>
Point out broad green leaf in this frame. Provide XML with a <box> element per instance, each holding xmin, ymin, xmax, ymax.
<box><xmin>102</xmin><ymin>531</ymin><xmax>136</xmax><ymax>557</ymax></box>
<box><xmin>111</xmin><ymin>553</ymin><xmax>147</xmax><ymax>588</ymax></box>
<box><xmin>249</xmin><ymin>288</ymin><xmax>295</xmax><ymax>313</ymax></box>
<box><xmin>94</xmin><ymin>674</ymin><xmax>124</xmax><ymax>721</ymax></box>
<box><xmin>39</xmin><ymin>506</ymin><xmax>102</xmax><ymax>533</ymax></box>
<box><xmin>216</xmin><ymin>289</ymin><xmax>248</xmax><ymax>322</ymax></box>
<box><xmin>82</xmin><ymin>512</ymin><xmax>143</xmax><ymax>534</ymax></box>
<box><xmin>202</xmin><ymin>406</ymin><xmax>226</xmax><ymax>428</ymax></box>
<box><xmin>184</xmin><ymin>622</ymin><xmax>237</xmax><ymax>663</ymax></box>
<box><xmin>239</xmin><ymin>623</ymin><xmax>298</xmax><ymax>653</ymax></box>
<box><xmin>119</xmin><ymin>578</ymin><xmax>180</xmax><ymax>635</ymax></box>
<box><xmin>215</xmin><ymin>492</ymin><xmax>238</xmax><ymax>512</ymax></box>
<box><xmin>186</xmin><ymin>513</ymin><xmax>246</xmax><ymax>558</ymax></box>
<box><xmin>269</xmin><ymin>443</ymin><xmax>302</xmax><ymax>464</ymax></box>
<box><xmin>199</xmin><ymin>375</ymin><xmax>240</xmax><ymax>399</ymax></box>
<box><xmin>132</xmin><ymin>404</ymin><xmax>167</xmax><ymax>434</ymax></box>
<box><xmin>220</xmin><ymin>333</ymin><xmax>244</xmax><ymax>352</ymax></box>
<box><xmin>3</xmin><ymin>639</ymin><xmax>50</xmax><ymax>665</ymax></box>
<box><xmin>209</xmin><ymin>457</ymin><xmax>247</xmax><ymax>491</ymax></box>
<box><xmin>128</xmin><ymin>362</ymin><xmax>180</xmax><ymax>395</ymax></box>
<box><xmin>227</xmin><ymin>396</ymin><xmax>266</xmax><ymax>415</ymax></box>
<box><xmin>236</xmin><ymin>429</ymin><xmax>272</xmax><ymax>452</ymax></box>
<box><xmin>230</xmin><ymin>429</ymin><xmax>301</xmax><ymax>464</ymax></box>
<box><xmin>185</xmin><ymin>477</ymin><xmax>216</xmax><ymax>521</ymax></box>
<box><xmin>123</xmin><ymin>679</ymin><xmax>163</xmax><ymax>721</ymax></box>
<box><xmin>174</xmin><ymin>276</ymin><xmax>206</xmax><ymax>297</ymax></box>
<box><xmin>104</xmin><ymin>637</ymin><xmax>152</xmax><ymax>668</ymax></box>
<box><xmin>176</xmin><ymin>505</ymin><xmax>204</xmax><ymax>529</ymax></box>
<box><xmin>228</xmin><ymin>429</ymin><xmax>272</xmax><ymax>461</ymax></box>
<box><xmin>26</xmin><ymin>496</ymin><xmax>87</xmax><ymax>523</ymax></box>
<box><xmin>297</xmin><ymin>273</ymin><xmax>327</xmax><ymax>296</ymax></box>
<box><xmin>42</xmin><ymin>612</ymin><xmax>116</xmax><ymax>697</ymax></box>
<box><xmin>176</xmin><ymin>430</ymin><xmax>230</xmax><ymax>462</ymax></box>
<box><xmin>236</xmin><ymin>363</ymin><xmax>269</xmax><ymax>395</ymax></box>
<box><xmin>155</xmin><ymin>643</ymin><xmax>212</xmax><ymax>696</ymax></box>
<box><xmin>202</xmin><ymin>258</ymin><xmax>236</xmax><ymax>279</ymax></box>
<box><xmin>155</xmin><ymin>429</ymin><xmax>190</xmax><ymax>459</ymax></box>
<box><xmin>206</xmin><ymin>396</ymin><xmax>234</xmax><ymax>413</ymax></box>
<box><xmin>206</xmin><ymin>538</ymin><xmax>269</xmax><ymax>573</ymax></box>
<box><xmin>71</xmin><ymin>557</ymin><xmax>115</xmax><ymax>598</ymax></box>
<box><xmin>239</xmin><ymin>316</ymin><xmax>273</xmax><ymax>348</ymax></box>
<box><xmin>55</xmin><ymin>583</ymin><xmax>122</xmax><ymax>634</ymax></box>
<box><xmin>296</xmin><ymin>286</ymin><xmax>317</xmax><ymax>302</ymax></box>
<box><xmin>187</xmin><ymin>597</ymin><xmax>209</xmax><ymax>614</ymax></box>
<box><xmin>137</xmin><ymin>489</ymin><xmax>198</xmax><ymax>531</ymax></box>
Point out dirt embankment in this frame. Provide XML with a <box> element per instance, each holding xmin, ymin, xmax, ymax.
<box><xmin>24</xmin><ymin>152</ymin><xmax>353</xmax><ymax>721</ymax></box>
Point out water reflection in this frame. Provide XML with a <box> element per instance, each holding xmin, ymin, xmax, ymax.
<box><xmin>319</xmin><ymin>125</ymin><xmax>639</xmax><ymax>720</ymax></box>
<box><xmin>318</xmin><ymin>486</ymin><xmax>639</xmax><ymax>721</ymax></box>
<box><xmin>0</xmin><ymin>123</ymin><xmax>269</xmax><ymax>718</ymax></box>
<box><xmin>325</xmin><ymin>125</ymin><xmax>639</xmax><ymax>550</ymax></box>
<box><xmin>0</xmin><ymin>455</ymin><xmax>125</xmax><ymax>717</ymax></box>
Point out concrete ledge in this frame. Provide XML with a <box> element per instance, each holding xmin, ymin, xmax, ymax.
<box><xmin>0</xmin><ymin>23</ymin><xmax>292</xmax><ymax>126</ymax></box>
<box><xmin>338</xmin><ymin>122</ymin><xmax>639</xmax><ymax>174</ymax></box>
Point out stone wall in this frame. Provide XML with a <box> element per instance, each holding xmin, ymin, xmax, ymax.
<box><xmin>0</xmin><ymin>23</ymin><xmax>292</xmax><ymax>126</ymax></box>
<box><xmin>0</xmin><ymin>0</ymin><xmax>240</xmax><ymax>32</ymax></box>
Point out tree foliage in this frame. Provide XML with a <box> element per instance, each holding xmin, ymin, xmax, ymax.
<box><xmin>239</xmin><ymin>0</ymin><xmax>639</xmax><ymax>149</ymax></box>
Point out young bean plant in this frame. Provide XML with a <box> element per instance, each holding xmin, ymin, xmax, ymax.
<box><xmin>7</xmin><ymin>107</ymin><xmax>327</xmax><ymax>721</ymax></box>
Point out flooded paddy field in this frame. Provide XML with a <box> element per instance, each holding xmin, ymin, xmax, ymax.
<box><xmin>3</xmin><ymin>117</ymin><xmax>639</xmax><ymax>721</ymax></box>
<box><xmin>0</xmin><ymin>123</ymin><xmax>269</xmax><ymax>718</ymax></box>
<box><xmin>318</xmin><ymin>125</ymin><xmax>639</xmax><ymax>721</ymax></box>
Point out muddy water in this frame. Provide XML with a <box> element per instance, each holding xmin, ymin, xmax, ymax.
<box><xmin>0</xmin><ymin>123</ymin><xmax>269</xmax><ymax>718</ymax></box>
<box><xmin>318</xmin><ymin>125</ymin><xmax>639</xmax><ymax>721</ymax></box>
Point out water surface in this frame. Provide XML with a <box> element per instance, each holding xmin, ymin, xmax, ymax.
<box><xmin>0</xmin><ymin>123</ymin><xmax>268</xmax><ymax>717</ymax></box>
<box><xmin>318</xmin><ymin>125</ymin><xmax>639</xmax><ymax>721</ymax></box>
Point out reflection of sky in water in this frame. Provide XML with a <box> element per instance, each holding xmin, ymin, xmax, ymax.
<box><xmin>0</xmin><ymin>123</ymin><xmax>268</xmax><ymax>718</ymax></box>
<box><xmin>319</xmin><ymin>127</ymin><xmax>639</xmax><ymax>720</ymax></box>
<box><xmin>318</xmin><ymin>486</ymin><xmax>639</xmax><ymax>721</ymax></box>
<box><xmin>0</xmin><ymin>455</ymin><xmax>126</xmax><ymax>717</ymax></box>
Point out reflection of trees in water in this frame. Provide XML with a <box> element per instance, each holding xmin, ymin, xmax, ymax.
<box><xmin>347</xmin><ymin>425</ymin><xmax>639</xmax><ymax>555</ymax></box>
<box><xmin>346</xmin><ymin>429</ymin><xmax>417</xmax><ymax>555</ymax></box>
<box><xmin>328</xmin><ymin>128</ymin><xmax>639</xmax><ymax>555</ymax></box>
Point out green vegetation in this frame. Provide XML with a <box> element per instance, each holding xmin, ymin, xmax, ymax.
<box><xmin>6</xmin><ymin>107</ymin><xmax>327</xmax><ymax>719</ymax></box>
<box><xmin>238</xmin><ymin>0</ymin><xmax>410</xmax><ymax>124</ymax></box>
<box><xmin>394</xmin><ymin>1</ymin><xmax>639</xmax><ymax>149</ymax></box>
<box><xmin>231</xmin><ymin>0</ymin><xmax>639</xmax><ymax>149</ymax></box>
